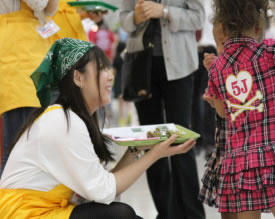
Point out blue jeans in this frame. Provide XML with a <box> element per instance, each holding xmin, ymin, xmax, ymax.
<box><xmin>1</xmin><ymin>107</ymin><xmax>36</xmax><ymax>177</ymax></box>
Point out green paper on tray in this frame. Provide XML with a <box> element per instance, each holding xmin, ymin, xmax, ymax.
<box><xmin>103</xmin><ymin>123</ymin><xmax>200</xmax><ymax>147</ymax></box>
<box><xmin>67</xmin><ymin>1</ymin><xmax>118</xmax><ymax>12</ymax></box>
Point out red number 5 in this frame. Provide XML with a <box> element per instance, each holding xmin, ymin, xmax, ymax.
<box><xmin>231</xmin><ymin>81</ymin><xmax>241</xmax><ymax>96</ymax></box>
<box><xmin>231</xmin><ymin>79</ymin><xmax>248</xmax><ymax>96</ymax></box>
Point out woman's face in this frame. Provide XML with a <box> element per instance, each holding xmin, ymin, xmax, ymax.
<box><xmin>80</xmin><ymin>61</ymin><xmax>113</xmax><ymax>114</ymax></box>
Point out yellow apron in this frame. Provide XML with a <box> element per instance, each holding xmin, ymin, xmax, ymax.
<box><xmin>0</xmin><ymin>0</ymin><xmax>53</xmax><ymax>115</ymax></box>
<box><xmin>0</xmin><ymin>184</ymin><xmax>75</xmax><ymax>219</ymax></box>
<box><xmin>50</xmin><ymin>0</ymin><xmax>88</xmax><ymax>43</ymax></box>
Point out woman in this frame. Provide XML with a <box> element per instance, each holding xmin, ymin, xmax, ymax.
<box><xmin>0</xmin><ymin>38</ymin><xmax>196</xmax><ymax>219</ymax></box>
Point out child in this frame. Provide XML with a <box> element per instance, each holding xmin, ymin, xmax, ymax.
<box><xmin>205</xmin><ymin>0</ymin><xmax>275</xmax><ymax>218</ymax></box>
<box><xmin>198</xmin><ymin>20</ymin><xmax>228</xmax><ymax>213</ymax></box>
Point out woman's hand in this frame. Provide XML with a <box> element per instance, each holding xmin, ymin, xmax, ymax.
<box><xmin>114</xmin><ymin>135</ymin><xmax>195</xmax><ymax>195</ymax></box>
<box><xmin>134</xmin><ymin>0</ymin><xmax>164</xmax><ymax>25</ymax></box>
<box><xmin>151</xmin><ymin>135</ymin><xmax>196</xmax><ymax>159</ymax></box>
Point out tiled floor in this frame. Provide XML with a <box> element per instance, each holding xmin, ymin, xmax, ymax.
<box><xmin>107</xmin><ymin>100</ymin><xmax>274</xmax><ymax>219</ymax></box>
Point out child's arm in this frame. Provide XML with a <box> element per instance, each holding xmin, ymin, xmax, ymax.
<box><xmin>203</xmin><ymin>92</ymin><xmax>226</xmax><ymax>118</ymax></box>
<box><xmin>213</xmin><ymin>98</ymin><xmax>226</xmax><ymax>118</ymax></box>
<box><xmin>203</xmin><ymin>53</ymin><xmax>226</xmax><ymax>118</ymax></box>
<box><xmin>203</xmin><ymin>53</ymin><xmax>216</xmax><ymax>70</ymax></box>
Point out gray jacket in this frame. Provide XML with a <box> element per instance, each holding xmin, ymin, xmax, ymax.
<box><xmin>120</xmin><ymin>0</ymin><xmax>205</xmax><ymax>81</ymax></box>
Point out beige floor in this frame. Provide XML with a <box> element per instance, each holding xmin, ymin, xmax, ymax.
<box><xmin>107</xmin><ymin>100</ymin><xmax>274</xmax><ymax>219</ymax></box>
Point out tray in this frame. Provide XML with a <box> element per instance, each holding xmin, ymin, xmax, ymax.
<box><xmin>67</xmin><ymin>1</ymin><xmax>118</xmax><ymax>12</ymax></box>
<box><xmin>103</xmin><ymin>124</ymin><xmax>200</xmax><ymax>147</ymax></box>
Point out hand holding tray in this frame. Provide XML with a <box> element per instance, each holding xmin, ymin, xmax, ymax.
<box><xmin>103</xmin><ymin>123</ymin><xmax>200</xmax><ymax>147</ymax></box>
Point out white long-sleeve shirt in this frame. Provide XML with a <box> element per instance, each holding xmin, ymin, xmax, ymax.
<box><xmin>0</xmin><ymin>105</ymin><xmax>116</xmax><ymax>204</ymax></box>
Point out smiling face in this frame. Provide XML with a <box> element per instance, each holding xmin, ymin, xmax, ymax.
<box><xmin>74</xmin><ymin>61</ymin><xmax>113</xmax><ymax>115</ymax></box>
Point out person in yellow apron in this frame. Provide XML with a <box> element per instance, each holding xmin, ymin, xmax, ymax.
<box><xmin>0</xmin><ymin>0</ymin><xmax>58</xmax><ymax>176</ymax></box>
<box><xmin>50</xmin><ymin>0</ymin><xmax>88</xmax><ymax>43</ymax></box>
<box><xmin>0</xmin><ymin>38</ymin><xmax>196</xmax><ymax>219</ymax></box>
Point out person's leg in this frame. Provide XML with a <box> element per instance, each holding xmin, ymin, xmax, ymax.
<box><xmin>271</xmin><ymin>206</ymin><xmax>275</xmax><ymax>217</ymax></box>
<box><xmin>163</xmin><ymin>73</ymin><xmax>205</xmax><ymax>219</ymax></box>
<box><xmin>192</xmin><ymin>46</ymin><xmax>216</xmax><ymax>154</ymax></box>
<box><xmin>236</xmin><ymin>211</ymin><xmax>261</xmax><ymax>219</ymax></box>
<box><xmin>1</xmin><ymin>107</ymin><xmax>35</xmax><ymax>176</ymax></box>
<box><xmin>199</xmin><ymin>46</ymin><xmax>217</xmax><ymax>152</ymax></box>
<box><xmin>221</xmin><ymin>213</ymin><xmax>237</xmax><ymax>219</ymax></box>
<box><xmin>134</xmin><ymin>57</ymin><xmax>170</xmax><ymax>219</ymax></box>
<box><xmin>191</xmin><ymin>47</ymin><xmax>207</xmax><ymax>152</ymax></box>
<box><xmin>135</xmin><ymin>97</ymin><xmax>170</xmax><ymax>219</ymax></box>
<box><xmin>69</xmin><ymin>202</ymin><xmax>142</xmax><ymax>219</ymax></box>
<box><xmin>191</xmin><ymin>68</ymin><xmax>204</xmax><ymax>152</ymax></box>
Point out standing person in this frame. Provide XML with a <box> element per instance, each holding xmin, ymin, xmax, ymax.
<box><xmin>205</xmin><ymin>0</ymin><xmax>275</xmax><ymax>218</ymax></box>
<box><xmin>50</xmin><ymin>0</ymin><xmax>88</xmax><ymax>43</ymax></box>
<box><xmin>0</xmin><ymin>0</ymin><xmax>58</xmax><ymax>176</ymax></box>
<box><xmin>112</xmin><ymin>41</ymin><xmax>133</xmax><ymax>126</ymax></box>
<box><xmin>89</xmin><ymin>19</ymin><xmax>115</xmax><ymax>61</ymax></box>
<box><xmin>192</xmin><ymin>0</ymin><xmax>217</xmax><ymax>156</ymax></box>
<box><xmin>0</xmin><ymin>38</ymin><xmax>196</xmax><ymax>219</ymax></box>
<box><xmin>120</xmin><ymin>0</ymin><xmax>205</xmax><ymax>218</ymax></box>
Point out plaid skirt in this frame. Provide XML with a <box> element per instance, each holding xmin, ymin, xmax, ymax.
<box><xmin>199</xmin><ymin>117</ymin><xmax>275</xmax><ymax>213</ymax></box>
<box><xmin>199</xmin><ymin>116</ymin><xmax>226</xmax><ymax>208</ymax></box>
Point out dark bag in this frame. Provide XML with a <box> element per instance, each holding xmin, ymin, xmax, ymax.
<box><xmin>121</xmin><ymin>19</ymin><xmax>156</xmax><ymax>102</ymax></box>
<box><xmin>121</xmin><ymin>47</ymin><xmax>152</xmax><ymax>102</ymax></box>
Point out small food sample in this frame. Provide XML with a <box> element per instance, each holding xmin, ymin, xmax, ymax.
<box><xmin>147</xmin><ymin>128</ymin><xmax>162</xmax><ymax>138</ymax></box>
<box><xmin>147</xmin><ymin>127</ymin><xmax>185</xmax><ymax>138</ymax></box>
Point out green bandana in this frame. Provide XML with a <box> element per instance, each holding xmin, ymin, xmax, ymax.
<box><xmin>31</xmin><ymin>38</ymin><xmax>95</xmax><ymax>107</ymax></box>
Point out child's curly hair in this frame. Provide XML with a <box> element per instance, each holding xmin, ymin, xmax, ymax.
<box><xmin>213</xmin><ymin>0</ymin><xmax>269</xmax><ymax>38</ymax></box>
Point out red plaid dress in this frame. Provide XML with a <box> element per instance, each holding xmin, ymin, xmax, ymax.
<box><xmin>208</xmin><ymin>37</ymin><xmax>275</xmax><ymax>213</ymax></box>
<box><xmin>198</xmin><ymin>115</ymin><xmax>227</xmax><ymax>208</ymax></box>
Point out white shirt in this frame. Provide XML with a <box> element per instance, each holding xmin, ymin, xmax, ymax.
<box><xmin>0</xmin><ymin>105</ymin><xmax>116</xmax><ymax>204</ymax></box>
<box><xmin>197</xmin><ymin>0</ymin><xmax>216</xmax><ymax>47</ymax></box>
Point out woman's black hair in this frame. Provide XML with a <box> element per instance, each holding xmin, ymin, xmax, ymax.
<box><xmin>11</xmin><ymin>46</ymin><xmax>114</xmax><ymax>164</ymax></box>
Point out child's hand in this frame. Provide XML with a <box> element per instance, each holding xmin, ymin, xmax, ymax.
<box><xmin>203</xmin><ymin>91</ymin><xmax>216</xmax><ymax>108</ymax></box>
<box><xmin>203</xmin><ymin>53</ymin><xmax>217</xmax><ymax>71</ymax></box>
<box><xmin>203</xmin><ymin>90</ymin><xmax>226</xmax><ymax>118</ymax></box>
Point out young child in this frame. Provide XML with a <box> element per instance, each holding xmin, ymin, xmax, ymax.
<box><xmin>205</xmin><ymin>0</ymin><xmax>275</xmax><ymax>218</ymax></box>
<box><xmin>198</xmin><ymin>21</ymin><xmax>228</xmax><ymax>212</ymax></box>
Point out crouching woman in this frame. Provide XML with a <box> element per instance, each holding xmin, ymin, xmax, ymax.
<box><xmin>0</xmin><ymin>38</ymin><xmax>195</xmax><ymax>219</ymax></box>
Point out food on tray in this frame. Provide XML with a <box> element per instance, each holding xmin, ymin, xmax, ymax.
<box><xmin>147</xmin><ymin>127</ymin><xmax>185</xmax><ymax>138</ymax></box>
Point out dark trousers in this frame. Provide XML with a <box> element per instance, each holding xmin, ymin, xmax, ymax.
<box><xmin>1</xmin><ymin>107</ymin><xmax>35</xmax><ymax>176</ymax></box>
<box><xmin>70</xmin><ymin>202</ymin><xmax>143</xmax><ymax>219</ymax></box>
<box><xmin>135</xmin><ymin>57</ymin><xmax>205</xmax><ymax>219</ymax></box>
<box><xmin>191</xmin><ymin>46</ymin><xmax>217</xmax><ymax>151</ymax></box>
